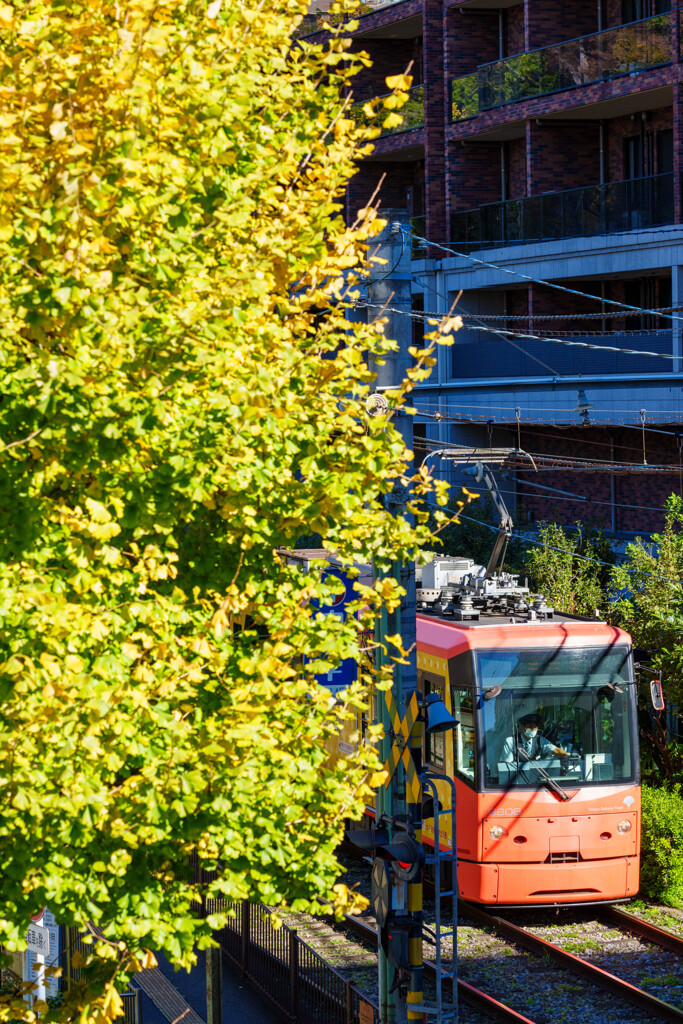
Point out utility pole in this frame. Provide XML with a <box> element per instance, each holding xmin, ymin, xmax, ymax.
<box><xmin>367</xmin><ymin>209</ymin><xmax>418</xmax><ymax>1024</ymax></box>
<box><xmin>367</xmin><ymin>208</ymin><xmax>417</xmax><ymax>703</ymax></box>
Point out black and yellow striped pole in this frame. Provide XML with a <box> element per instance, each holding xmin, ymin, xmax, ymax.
<box><xmin>407</xmin><ymin>705</ymin><xmax>424</xmax><ymax>1024</ymax></box>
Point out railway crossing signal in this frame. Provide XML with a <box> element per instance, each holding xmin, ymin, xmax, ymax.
<box><xmin>346</xmin><ymin>826</ymin><xmax>425</xmax><ymax>884</ymax></box>
<box><xmin>380</xmin><ymin>920</ymin><xmax>411</xmax><ymax>970</ymax></box>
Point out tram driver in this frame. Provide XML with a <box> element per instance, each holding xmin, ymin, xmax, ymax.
<box><xmin>501</xmin><ymin>713</ymin><xmax>573</xmax><ymax>763</ymax></box>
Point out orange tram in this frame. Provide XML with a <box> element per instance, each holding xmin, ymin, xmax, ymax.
<box><xmin>415</xmin><ymin>609</ymin><xmax>639</xmax><ymax>907</ymax></box>
<box><xmin>357</xmin><ymin>556</ymin><xmax>642</xmax><ymax>909</ymax></box>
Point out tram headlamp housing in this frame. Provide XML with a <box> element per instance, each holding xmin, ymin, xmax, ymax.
<box><xmin>617</xmin><ymin>820</ymin><xmax>632</xmax><ymax>833</ymax></box>
<box><xmin>489</xmin><ymin>825</ymin><xmax>505</xmax><ymax>840</ymax></box>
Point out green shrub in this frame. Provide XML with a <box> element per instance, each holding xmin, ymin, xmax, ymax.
<box><xmin>640</xmin><ymin>784</ymin><xmax>683</xmax><ymax>908</ymax></box>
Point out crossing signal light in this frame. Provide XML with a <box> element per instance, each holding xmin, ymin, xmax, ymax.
<box><xmin>384</xmin><ymin>834</ymin><xmax>425</xmax><ymax>882</ymax></box>
<box><xmin>345</xmin><ymin>828</ymin><xmax>425</xmax><ymax>883</ymax></box>
<box><xmin>380</xmin><ymin>919</ymin><xmax>411</xmax><ymax>969</ymax></box>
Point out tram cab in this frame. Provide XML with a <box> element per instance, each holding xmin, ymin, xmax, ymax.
<box><xmin>417</xmin><ymin>569</ymin><xmax>640</xmax><ymax>907</ymax></box>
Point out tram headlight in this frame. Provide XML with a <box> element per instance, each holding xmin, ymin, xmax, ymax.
<box><xmin>489</xmin><ymin>825</ymin><xmax>506</xmax><ymax>840</ymax></box>
<box><xmin>617</xmin><ymin>820</ymin><xmax>632</xmax><ymax>833</ymax></box>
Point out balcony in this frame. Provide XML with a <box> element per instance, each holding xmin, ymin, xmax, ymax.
<box><xmin>351</xmin><ymin>85</ymin><xmax>424</xmax><ymax>137</ymax></box>
<box><xmin>451</xmin><ymin>328</ymin><xmax>674</xmax><ymax>379</ymax></box>
<box><xmin>451</xmin><ymin>14</ymin><xmax>671</xmax><ymax>121</ymax></box>
<box><xmin>450</xmin><ymin>173</ymin><xmax>673</xmax><ymax>250</ymax></box>
<box><xmin>293</xmin><ymin>0</ymin><xmax>411</xmax><ymax>37</ymax></box>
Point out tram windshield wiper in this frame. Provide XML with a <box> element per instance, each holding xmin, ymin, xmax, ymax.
<box><xmin>516</xmin><ymin>745</ymin><xmax>570</xmax><ymax>802</ymax></box>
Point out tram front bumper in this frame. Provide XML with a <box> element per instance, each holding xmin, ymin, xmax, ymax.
<box><xmin>458</xmin><ymin>855</ymin><xmax>639</xmax><ymax>905</ymax></box>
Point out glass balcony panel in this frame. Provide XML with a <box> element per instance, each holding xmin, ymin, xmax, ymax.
<box><xmin>537</xmin><ymin>47</ymin><xmax>562</xmax><ymax>95</ymax></box>
<box><xmin>410</xmin><ymin>215</ymin><xmax>427</xmax><ymax>260</ymax></box>
<box><xmin>521</xmin><ymin>194</ymin><xmax>542</xmax><ymax>242</ymax></box>
<box><xmin>452</xmin><ymin>14</ymin><xmax>672</xmax><ymax>118</ymax></box>
<box><xmin>351</xmin><ymin>84</ymin><xmax>424</xmax><ymax>137</ymax></box>
<box><xmin>477</xmin><ymin>62</ymin><xmax>500</xmax><ymax>111</ymax></box>
<box><xmin>450</xmin><ymin>174</ymin><xmax>672</xmax><ymax>251</ymax></box>
<box><xmin>581</xmin><ymin>33</ymin><xmax>606</xmax><ymax>82</ymax></box>
<box><xmin>655</xmin><ymin>171</ymin><xmax>675</xmax><ymax>223</ymax></box>
<box><xmin>579</xmin><ymin>185</ymin><xmax>604</xmax><ymax>235</ymax></box>
<box><xmin>486</xmin><ymin>204</ymin><xmax>504</xmax><ymax>247</ymax></box>
<box><xmin>503</xmin><ymin>199</ymin><xmax>523</xmax><ymax>245</ymax></box>
<box><xmin>451</xmin><ymin>74</ymin><xmax>479</xmax><ymax>121</ymax></box>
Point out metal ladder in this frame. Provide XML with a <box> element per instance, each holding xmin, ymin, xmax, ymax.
<box><xmin>422</xmin><ymin>772</ymin><xmax>458</xmax><ymax>1024</ymax></box>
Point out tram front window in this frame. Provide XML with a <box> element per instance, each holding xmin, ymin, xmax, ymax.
<box><xmin>478</xmin><ymin>646</ymin><xmax>635</xmax><ymax>788</ymax></box>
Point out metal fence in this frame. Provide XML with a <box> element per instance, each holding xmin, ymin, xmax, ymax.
<box><xmin>63</xmin><ymin>926</ymin><xmax>141</xmax><ymax>1024</ymax></box>
<box><xmin>217</xmin><ymin>901</ymin><xmax>377</xmax><ymax>1024</ymax></box>
<box><xmin>450</xmin><ymin>172</ymin><xmax>674</xmax><ymax>251</ymax></box>
<box><xmin>452</xmin><ymin>13</ymin><xmax>671</xmax><ymax>120</ymax></box>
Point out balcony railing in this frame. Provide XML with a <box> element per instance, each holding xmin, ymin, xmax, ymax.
<box><xmin>451</xmin><ymin>14</ymin><xmax>671</xmax><ymax>121</ymax></box>
<box><xmin>293</xmin><ymin>0</ymin><xmax>411</xmax><ymax>37</ymax></box>
<box><xmin>351</xmin><ymin>85</ymin><xmax>424</xmax><ymax>137</ymax></box>
<box><xmin>450</xmin><ymin>172</ymin><xmax>673</xmax><ymax>250</ymax></box>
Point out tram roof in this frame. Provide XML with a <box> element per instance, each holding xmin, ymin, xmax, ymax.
<box><xmin>417</xmin><ymin>613</ymin><xmax>632</xmax><ymax>659</ymax></box>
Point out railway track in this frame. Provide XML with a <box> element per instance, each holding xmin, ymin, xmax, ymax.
<box><xmin>333</xmin><ymin>900</ymin><xmax>683</xmax><ymax>1023</ymax></box>
<box><xmin>335</xmin><ymin>845</ymin><xmax>683</xmax><ymax>1023</ymax></box>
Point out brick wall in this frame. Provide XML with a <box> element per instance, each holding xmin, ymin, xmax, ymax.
<box><xmin>446</xmin><ymin>7</ymin><xmax>499</xmax><ymax>76</ymax></box>
<box><xmin>424</xmin><ymin>0</ymin><xmax>447</xmax><ymax>249</ymax></box>
<box><xmin>346</xmin><ymin>161</ymin><xmax>423</xmax><ymax>220</ymax></box>
<box><xmin>514</xmin><ymin>426</ymin><xmax>682</xmax><ymax>534</ymax></box>
<box><xmin>350</xmin><ymin>39</ymin><xmax>424</xmax><ymax>101</ymax></box>
<box><xmin>526</xmin><ymin>0</ymin><xmax>597</xmax><ymax>51</ymax></box>
<box><xmin>527</xmin><ymin>123</ymin><xmax>601</xmax><ymax>194</ymax></box>
<box><xmin>506</xmin><ymin>137</ymin><xmax>527</xmax><ymax>198</ymax></box>
<box><xmin>605</xmin><ymin>0</ymin><xmax>622</xmax><ymax>28</ymax></box>
<box><xmin>450</xmin><ymin>143</ymin><xmax>500</xmax><ymax>210</ymax></box>
<box><xmin>507</xmin><ymin>5</ymin><xmax>525</xmax><ymax>56</ymax></box>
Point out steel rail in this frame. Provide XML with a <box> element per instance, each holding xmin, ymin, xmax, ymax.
<box><xmin>599</xmin><ymin>905</ymin><xmax>683</xmax><ymax>956</ymax></box>
<box><xmin>335</xmin><ymin>910</ymin><xmax>538</xmax><ymax>1024</ymax></box>
<box><xmin>340</xmin><ymin>844</ymin><xmax>683</xmax><ymax>1022</ymax></box>
<box><xmin>461</xmin><ymin>901</ymin><xmax>683</xmax><ymax>1024</ymax></box>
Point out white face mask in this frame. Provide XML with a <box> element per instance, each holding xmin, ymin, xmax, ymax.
<box><xmin>522</xmin><ymin>727</ymin><xmax>538</xmax><ymax>739</ymax></box>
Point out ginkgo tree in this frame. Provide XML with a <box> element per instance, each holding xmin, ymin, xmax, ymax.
<box><xmin>0</xmin><ymin>0</ymin><xmax>459</xmax><ymax>1019</ymax></box>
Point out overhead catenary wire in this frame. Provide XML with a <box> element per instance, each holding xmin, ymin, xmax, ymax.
<box><xmin>411</xmin><ymin>400</ymin><xmax>683</xmax><ymax>426</ymax></box>
<box><xmin>413</xmin><ymin>410</ymin><xmax>682</xmax><ymax>460</ymax></box>
<box><xmin>357</xmin><ymin>300</ymin><xmax>680</xmax><ymax>361</ymax></box>
<box><xmin>414</xmin><ymin>435</ymin><xmax>679</xmax><ymax>472</ymax></box>
<box><xmin>443</xmin><ymin>307</ymin><xmax>683</xmax><ymax>322</ymax></box>
<box><xmin>416</xmin><ymin>445</ymin><xmax>678</xmax><ymax>512</ymax></box>
<box><xmin>406</xmin><ymin>228</ymin><xmax>683</xmax><ymax>325</ymax></box>
<box><xmin>424</xmin><ymin>500</ymin><xmax>683</xmax><ymax>588</ymax></box>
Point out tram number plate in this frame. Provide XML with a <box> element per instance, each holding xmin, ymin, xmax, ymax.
<box><xmin>359</xmin><ymin>1000</ymin><xmax>374</xmax><ymax>1024</ymax></box>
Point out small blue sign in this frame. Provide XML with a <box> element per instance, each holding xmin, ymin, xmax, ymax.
<box><xmin>314</xmin><ymin>569</ymin><xmax>358</xmax><ymax>695</ymax></box>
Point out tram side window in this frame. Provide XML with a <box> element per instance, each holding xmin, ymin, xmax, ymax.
<box><xmin>424</xmin><ymin>676</ymin><xmax>446</xmax><ymax>769</ymax></box>
<box><xmin>451</xmin><ymin>688</ymin><xmax>476</xmax><ymax>783</ymax></box>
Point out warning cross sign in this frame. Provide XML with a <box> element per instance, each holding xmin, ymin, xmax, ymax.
<box><xmin>382</xmin><ymin>691</ymin><xmax>420</xmax><ymax>803</ymax></box>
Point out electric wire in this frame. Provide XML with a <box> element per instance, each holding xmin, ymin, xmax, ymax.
<box><xmin>414</xmin><ymin>434</ymin><xmax>677</xmax><ymax>471</ymax></box>
<box><xmin>406</xmin><ymin>228</ymin><xmax>683</xmax><ymax>325</ymax></box>
<box><xmin>415</xmin><ymin>445</ymin><xmax>679</xmax><ymax>513</ymax></box>
<box><xmin>414</xmin><ymin>412</ymin><xmax>682</xmax><ymax>460</ymax></box>
<box><xmin>447</xmin><ymin>308</ymin><xmax>683</xmax><ymax>322</ymax></box>
<box><xmin>411</xmin><ymin>399</ymin><xmax>683</xmax><ymax>423</ymax></box>
<box><xmin>424</xmin><ymin>501</ymin><xmax>683</xmax><ymax>587</ymax></box>
<box><xmin>359</xmin><ymin>299</ymin><xmax>680</xmax><ymax>361</ymax></box>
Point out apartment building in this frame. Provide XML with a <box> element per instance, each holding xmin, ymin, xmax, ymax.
<box><xmin>301</xmin><ymin>0</ymin><xmax>683</xmax><ymax>535</ymax></box>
